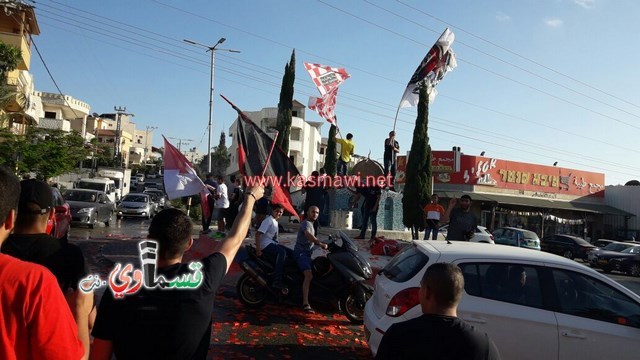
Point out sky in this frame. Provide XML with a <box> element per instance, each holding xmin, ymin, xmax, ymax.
<box><xmin>27</xmin><ymin>0</ymin><xmax>640</xmax><ymax>185</ymax></box>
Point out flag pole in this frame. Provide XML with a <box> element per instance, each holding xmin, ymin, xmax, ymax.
<box><xmin>261</xmin><ymin>131</ymin><xmax>279</xmax><ymax>177</ymax></box>
<box><xmin>392</xmin><ymin>98</ymin><xmax>403</xmax><ymax>132</ymax></box>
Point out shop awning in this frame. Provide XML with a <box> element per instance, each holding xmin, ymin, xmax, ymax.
<box><xmin>437</xmin><ymin>191</ymin><xmax>634</xmax><ymax>217</ymax></box>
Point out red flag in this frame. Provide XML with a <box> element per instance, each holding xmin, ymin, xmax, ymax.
<box><xmin>162</xmin><ymin>136</ymin><xmax>210</xmax><ymax>217</ymax></box>
<box><xmin>220</xmin><ymin>95</ymin><xmax>300</xmax><ymax>220</ymax></box>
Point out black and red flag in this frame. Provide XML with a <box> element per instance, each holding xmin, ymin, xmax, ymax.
<box><xmin>220</xmin><ymin>94</ymin><xmax>300</xmax><ymax>220</ymax></box>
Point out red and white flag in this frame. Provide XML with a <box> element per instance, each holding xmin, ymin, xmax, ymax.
<box><xmin>308</xmin><ymin>88</ymin><xmax>340</xmax><ymax>126</ymax></box>
<box><xmin>400</xmin><ymin>28</ymin><xmax>457</xmax><ymax>107</ymax></box>
<box><xmin>304</xmin><ymin>62</ymin><xmax>350</xmax><ymax>124</ymax></box>
<box><xmin>162</xmin><ymin>136</ymin><xmax>210</xmax><ymax>216</ymax></box>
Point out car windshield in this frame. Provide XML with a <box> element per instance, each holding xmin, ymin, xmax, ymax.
<box><xmin>64</xmin><ymin>191</ymin><xmax>98</xmax><ymax>202</ymax></box>
<box><xmin>381</xmin><ymin>245</ymin><xmax>429</xmax><ymax>283</ymax></box>
<box><xmin>602</xmin><ymin>243</ymin><xmax>630</xmax><ymax>252</ymax></box>
<box><xmin>123</xmin><ymin>195</ymin><xmax>148</xmax><ymax>203</ymax></box>
<box><xmin>77</xmin><ymin>181</ymin><xmax>105</xmax><ymax>191</ymax></box>
<box><xmin>573</xmin><ymin>237</ymin><xmax>591</xmax><ymax>246</ymax></box>
<box><xmin>621</xmin><ymin>246</ymin><xmax>640</xmax><ymax>254</ymax></box>
<box><xmin>521</xmin><ymin>230</ymin><xmax>539</xmax><ymax>240</ymax></box>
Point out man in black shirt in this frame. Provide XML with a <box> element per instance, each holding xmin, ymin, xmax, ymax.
<box><xmin>352</xmin><ymin>184</ymin><xmax>381</xmax><ymax>241</ymax></box>
<box><xmin>442</xmin><ymin>194</ymin><xmax>479</xmax><ymax>241</ymax></box>
<box><xmin>90</xmin><ymin>185</ymin><xmax>264</xmax><ymax>360</ymax></box>
<box><xmin>1</xmin><ymin>179</ymin><xmax>92</xmax><ymax>357</ymax></box>
<box><xmin>383</xmin><ymin>131</ymin><xmax>399</xmax><ymax>190</ymax></box>
<box><xmin>376</xmin><ymin>263</ymin><xmax>500</xmax><ymax>360</ymax></box>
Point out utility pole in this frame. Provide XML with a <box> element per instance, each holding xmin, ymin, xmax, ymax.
<box><xmin>144</xmin><ymin>126</ymin><xmax>158</xmax><ymax>162</ymax></box>
<box><xmin>114</xmin><ymin>106</ymin><xmax>134</xmax><ymax>168</ymax></box>
<box><xmin>183</xmin><ymin>37</ymin><xmax>240</xmax><ymax>173</ymax></box>
<box><xmin>168</xmin><ymin>137</ymin><xmax>193</xmax><ymax>152</ymax></box>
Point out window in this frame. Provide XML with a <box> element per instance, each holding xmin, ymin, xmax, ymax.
<box><xmin>292</xmin><ymin>110</ymin><xmax>298</xmax><ymax>117</ymax></box>
<box><xmin>320</xmin><ymin>147</ymin><xmax>325</xmax><ymax>155</ymax></box>
<box><xmin>551</xmin><ymin>269</ymin><xmax>640</xmax><ymax>328</ymax></box>
<box><xmin>380</xmin><ymin>246</ymin><xmax>429</xmax><ymax>283</ymax></box>
<box><xmin>459</xmin><ymin>263</ymin><xmax>543</xmax><ymax>309</ymax></box>
<box><xmin>44</xmin><ymin>111</ymin><xmax>56</xmax><ymax>119</ymax></box>
<box><xmin>291</xmin><ymin>128</ymin><xmax>301</xmax><ymax>141</ymax></box>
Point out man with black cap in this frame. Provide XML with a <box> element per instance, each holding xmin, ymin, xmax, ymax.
<box><xmin>1</xmin><ymin>178</ymin><xmax>93</xmax><ymax>357</ymax></box>
<box><xmin>442</xmin><ymin>194</ymin><xmax>478</xmax><ymax>241</ymax></box>
<box><xmin>0</xmin><ymin>167</ymin><xmax>86</xmax><ymax>359</ymax></box>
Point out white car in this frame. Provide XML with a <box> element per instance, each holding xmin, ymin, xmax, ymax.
<box><xmin>436</xmin><ymin>224</ymin><xmax>495</xmax><ymax>244</ymax></box>
<box><xmin>364</xmin><ymin>241</ymin><xmax>640</xmax><ymax>359</ymax></box>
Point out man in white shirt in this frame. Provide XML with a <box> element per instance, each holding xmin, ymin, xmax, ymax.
<box><xmin>255</xmin><ymin>204</ymin><xmax>291</xmax><ymax>289</ymax></box>
<box><xmin>215</xmin><ymin>175</ymin><xmax>230</xmax><ymax>237</ymax></box>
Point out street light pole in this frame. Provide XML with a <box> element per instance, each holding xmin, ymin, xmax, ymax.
<box><xmin>183</xmin><ymin>37</ymin><xmax>240</xmax><ymax>173</ymax></box>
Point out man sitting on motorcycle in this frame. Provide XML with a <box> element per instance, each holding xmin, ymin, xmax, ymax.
<box><xmin>255</xmin><ymin>204</ymin><xmax>292</xmax><ymax>289</ymax></box>
<box><xmin>293</xmin><ymin>205</ymin><xmax>328</xmax><ymax>313</ymax></box>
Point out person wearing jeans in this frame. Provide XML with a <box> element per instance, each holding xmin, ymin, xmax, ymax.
<box><xmin>255</xmin><ymin>204</ymin><xmax>291</xmax><ymax>289</ymax></box>
<box><xmin>353</xmin><ymin>184</ymin><xmax>381</xmax><ymax>240</ymax></box>
<box><xmin>423</xmin><ymin>194</ymin><xmax>445</xmax><ymax>240</ymax></box>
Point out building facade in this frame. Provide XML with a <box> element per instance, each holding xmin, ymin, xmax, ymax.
<box><xmin>422</xmin><ymin>150</ymin><xmax>632</xmax><ymax>240</ymax></box>
<box><xmin>0</xmin><ymin>1</ymin><xmax>40</xmax><ymax>134</ymax></box>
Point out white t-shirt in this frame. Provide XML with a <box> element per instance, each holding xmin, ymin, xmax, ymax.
<box><xmin>216</xmin><ymin>183</ymin><xmax>229</xmax><ymax>208</ymax></box>
<box><xmin>257</xmin><ymin>216</ymin><xmax>279</xmax><ymax>250</ymax></box>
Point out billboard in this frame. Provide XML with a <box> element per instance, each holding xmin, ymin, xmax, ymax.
<box><xmin>433</xmin><ymin>154</ymin><xmax>605</xmax><ymax>197</ymax></box>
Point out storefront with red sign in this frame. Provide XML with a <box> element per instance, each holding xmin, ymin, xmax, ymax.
<box><xmin>430</xmin><ymin>151</ymin><xmax>631</xmax><ymax>240</ymax></box>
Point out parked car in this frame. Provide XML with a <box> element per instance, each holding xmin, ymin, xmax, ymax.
<box><xmin>592</xmin><ymin>239</ymin><xmax>617</xmax><ymax>248</ymax></box>
<box><xmin>589</xmin><ymin>242</ymin><xmax>640</xmax><ymax>273</ymax></box>
<box><xmin>436</xmin><ymin>224</ymin><xmax>495</xmax><ymax>243</ymax></box>
<box><xmin>63</xmin><ymin>189</ymin><xmax>114</xmax><ymax>228</ymax></box>
<box><xmin>492</xmin><ymin>227</ymin><xmax>540</xmax><ymax>250</ymax></box>
<box><xmin>541</xmin><ymin>234</ymin><xmax>596</xmax><ymax>260</ymax></box>
<box><xmin>609</xmin><ymin>247</ymin><xmax>640</xmax><ymax>277</ymax></box>
<box><xmin>136</xmin><ymin>173</ymin><xmax>145</xmax><ymax>183</ymax></box>
<box><xmin>364</xmin><ymin>241</ymin><xmax>640</xmax><ymax>360</ymax></box>
<box><xmin>116</xmin><ymin>193</ymin><xmax>155</xmax><ymax>219</ymax></box>
<box><xmin>48</xmin><ymin>186</ymin><xmax>71</xmax><ymax>240</ymax></box>
<box><xmin>144</xmin><ymin>189</ymin><xmax>166</xmax><ymax>208</ymax></box>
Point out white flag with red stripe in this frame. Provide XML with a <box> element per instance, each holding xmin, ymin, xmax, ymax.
<box><xmin>304</xmin><ymin>62</ymin><xmax>350</xmax><ymax>124</ymax></box>
<box><xmin>162</xmin><ymin>136</ymin><xmax>210</xmax><ymax>216</ymax></box>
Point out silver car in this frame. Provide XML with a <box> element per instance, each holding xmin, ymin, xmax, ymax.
<box><xmin>144</xmin><ymin>189</ymin><xmax>166</xmax><ymax>208</ymax></box>
<box><xmin>116</xmin><ymin>193</ymin><xmax>154</xmax><ymax>219</ymax></box>
<box><xmin>63</xmin><ymin>189</ymin><xmax>113</xmax><ymax>228</ymax></box>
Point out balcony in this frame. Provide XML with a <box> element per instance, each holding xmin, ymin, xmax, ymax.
<box><xmin>38</xmin><ymin>118</ymin><xmax>71</xmax><ymax>132</ymax></box>
<box><xmin>0</xmin><ymin>32</ymin><xmax>32</xmax><ymax>70</ymax></box>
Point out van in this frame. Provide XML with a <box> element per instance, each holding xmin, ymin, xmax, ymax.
<box><xmin>77</xmin><ymin>178</ymin><xmax>117</xmax><ymax>204</ymax></box>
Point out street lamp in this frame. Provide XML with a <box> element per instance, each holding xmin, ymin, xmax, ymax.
<box><xmin>183</xmin><ymin>37</ymin><xmax>240</xmax><ymax>173</ymax></box>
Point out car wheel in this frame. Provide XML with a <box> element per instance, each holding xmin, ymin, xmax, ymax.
<box><xmin>105</xmin><ymin>212</ymin><xmax>111</xmax><ymax>227</ymax></box>
<box><xmin>563</xmin><ymin>249</ymin><xmax>574</xmax><ymax>260</ymax></box>
<box><xmin>629</xmin><ymin>263</ymin><xmax>640</xmax><ymax>277</ymax></box>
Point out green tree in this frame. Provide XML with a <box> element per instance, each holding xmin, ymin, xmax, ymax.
<box><xmin>275</xmin><ymin>49</ymin><xmax>295</xmax><ymax>154</ymax></box>
<box><xmin>0</xmin><ymin>42</ymin><xmax>23</xmax><ymax>128</ymax></box>
<box><xmin>200</xmin><ymin>131</ymin><xmax>230</xmax><ymax>177</ymax></box>
<box><xmin>0</xmin><ymin>127</ymin><xmax>89</xmax><ymax>180</ymax></box>
<box><xmin>0</xmin><ymin>42</ymin><xmax>20</xmax><ymax>81</ymax></box>
<box><xmin>325</xmin><ymin>124</ymin><xmax>338</xmax><ymax>176</ymax></box>
<box><xmin>402</xmin><ymin>86</ymin><xmax>432</xmax><ymax>240</ymax></box>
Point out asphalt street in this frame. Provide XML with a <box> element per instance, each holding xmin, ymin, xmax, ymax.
<box><xmin>69</xmin><ymin>194</ymin><xmax>640</xmax><ymax>359</ymax></box>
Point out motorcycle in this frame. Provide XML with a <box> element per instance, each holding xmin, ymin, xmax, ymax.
<box><xmin>235</xmin><ymin>230</ymin><xmax>374</xmax><ymax>324</ymax></box>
